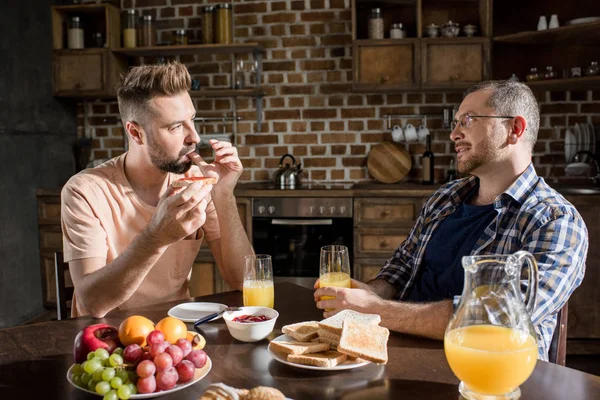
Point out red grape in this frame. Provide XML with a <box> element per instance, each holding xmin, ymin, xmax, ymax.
<box><xmin>149</xmin><ymin>341</ymin><xmax>169</xmax><ymax>358</ymax></box>
<box><xmin>136</xmin><ymin>360</ymin><xmax>156</xmax><ymax>379</ymax></box>
<box><xmin>141</xmin><ymin>350</ymin><xmax>152</xmax><ymax>362</ymax></box>
<box><xmin>146</xmin><ymin>330</ymin><xmax>165</xmax><ymax>346</ymax></box>
<box><xmin>137</xmin><ymin>376</ymin><xmax>157</xmax><ymax>394</ymax></box>
<box><xmin>156</xmin><ymin>367</ymin><xmax>178</xmax><ymax>391</ymax></box>
<box><xmin>186</xmin><ymin>350</ymin><xmax>207</xmax><ymax>369</ymax></box>
<box><xmin>176</xmin><ymin>360</ymin><xmax>195</xmax><ymax>383</ymax></box>
<box><xmin>165</xmin><ymin>345</ymin><xmax>183</xmax><ymax>365</ymax></box>
<box><xmin>175</xmin><ymin>338</ymin><xmax>192</xmax><ymax>357</ymax></box>
<box><xmin>154</xmin><ymin>352</ymin><xmax>173</xmax><ymax>372</ymax></box>
<box><xmin>123</xmin><ymin>344</ymin><xmax>142</xmax><ymax>363</ymax></box>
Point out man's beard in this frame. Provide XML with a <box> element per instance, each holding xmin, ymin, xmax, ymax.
<box><xmin>457</xmin><ymin>130</ymin><xmax>504</xmax><ymax>175</ymax></box>
<box><xmin>147</xmin><ymin>135</ymin><xmax>195</xmax><ymax>174</ymax></box>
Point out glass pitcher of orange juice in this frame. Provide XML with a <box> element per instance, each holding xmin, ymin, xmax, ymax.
<box><xmin>243</xmin><ymin>254</ymin><xmax>274</xmax><ymax>308</ymax></box>
<box><xmin>444</xmin><ymin>251</ymin><xmax>539</xmax><ymax>400</ymax></box>
<box><xmin>319</xmin><ymin>245</ymin><xmax>351</xmax><ymax>310</ymax></box>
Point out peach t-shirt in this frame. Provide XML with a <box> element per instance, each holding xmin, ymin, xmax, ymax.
<box><xmin>61</xmin><ymin>153</ymin><xmax>221</xmax><ymax>317</ymax></box>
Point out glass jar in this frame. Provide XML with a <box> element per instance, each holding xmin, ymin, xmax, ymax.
<box><xmin>586</xmin><ymin>61</ymin><xmax>599</xmax><ymax>76</ymax></box>
<box><xmin>390</xmin><ymin>23</ymin><xmax>406</xmax><ymax>39</ymax></box>
<box><xmin>526</xmin><ymin>67</ymin><xmax>540</xmax><ymax>82</ymax></box>
<box><xmin>122</xmin><ymin>9</ymin><xmax>137</xmax><ymax>48</ymax></box>
<box><xmin>368</xmin><ymin>8</ymin><xmax>384</xmax><ymax>39</ymax></box>
<box><xmin>141</xmin><ymin>15</ymin><xmax>156</xmax><ymax>47</ymax></box>
<box><xmin>173</xmin><ymin>29</ymin><xmax>188</xmax><ymax>46</ymax></box>
<box><xmin>92</xmin><ymin>32</ymin><xmax>104</xmax><ymax>48</ymax></box>
<box><xmin>216</xmin><ymin>3</ymin><xmax>232</xmax><ymax>44</ymax></box>
<box><xmin>201</xmin><ymin>6</ymin><xmax>215</xmax><ymax>44</ymax></box>
<box><xmin>67</xmin><ymin>16</ymin><xmax>84</xmax><ymax>49</ymax></box>
<box><xmin>544</xmin><ymin>66</ymin><xmax>557</xmax><ymax>80</ymax></box>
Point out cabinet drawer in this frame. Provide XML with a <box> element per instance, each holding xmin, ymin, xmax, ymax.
<box><xmin>54</xmin><ymin>50</ymin><xmax>106</xmax><ymax>93</ymax></box>
<box><xmin>38</xmin><ymin>197</ymin><xmax>62</xmax><ymax>224</ymax></box>
<box><xmin>354</xmin><ymin>258</ymin><xmax>388</xmax><ymax>283</ymax></box>
<box><xmin>39</xmin><ymin>228</ymin><xmax>63</xmax><ymax>250</ymax></box>
<box><xmin>355</xmin><ymin>231</ymin><xmax>408</xmax><ymax>256</ymax></box>
<box><xmin>355</xmin><ymin>198</ymin><xmax>418</xmax><ymax>227</ymax></box>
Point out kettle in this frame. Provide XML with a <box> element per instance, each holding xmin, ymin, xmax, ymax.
<box><xmin>274</xmin><ymin>154</ymin><xmax>302</xmax><ymax>189</ymax></box>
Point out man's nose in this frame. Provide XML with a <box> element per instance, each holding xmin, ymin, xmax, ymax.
<box><xmin>186</xmin><ymin>123</ymin><xmax>200</xmax><ymax>145</ymax></box>
<box><xmin>449</xmin><ymin>124</ymin><xmax>463</xmax><ymax>142</ymax></box>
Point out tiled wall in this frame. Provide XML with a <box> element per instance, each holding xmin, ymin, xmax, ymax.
<box><xmin>79</xmin><ymin>0</ymin><xmax>600</xmax><ymax>183</ymax></box>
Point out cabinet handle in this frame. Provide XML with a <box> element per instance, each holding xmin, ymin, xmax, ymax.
<box><xmin>380</xmin><ymin>75</ymin><xmax>390</xmax><ymax>83</ymax></box>
<box><xmin>450</xmin><ymin>75</ymin><xmax>458</xmax><ymax>81</ymax></box>
<box><xmin>379</xmin><ymin>239</ymin><xmax>390</xmax><ymax>248</ymax></box>
<box><xmin>381</xmin><ymin>209</ymin><xmax>391</xmax><ymax>217</ymax></box>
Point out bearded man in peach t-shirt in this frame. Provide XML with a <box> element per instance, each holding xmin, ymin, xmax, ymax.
<box><xmin>61</xmin><ymin>62</ymin><xmax>253</xmax><ymax>318</ymax></box>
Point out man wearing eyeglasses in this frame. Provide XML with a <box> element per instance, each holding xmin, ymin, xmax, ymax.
<box><xmin>315</xmin><ymin>80</ymin><xmax>588</xmax><ymax>361</ymax></box>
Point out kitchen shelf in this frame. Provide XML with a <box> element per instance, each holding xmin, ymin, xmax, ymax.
<box><xmin>189</xmin><ymin>88</ymin><xmax>266</xmax><ymax>98</ymax></box>
<box><xmin>112</xmin><ymin>43</ymin><xmax>265</xmax><ymax>57</ymax></box>
<box><xmin>493</xmin><ymin>21</ymin><xmax>600</xmax><ymax>44</ymax></box>
<box><xmin>523</xmin><ymin>75</ymin><xmax>600</xmax><ymax>91</ymax></box>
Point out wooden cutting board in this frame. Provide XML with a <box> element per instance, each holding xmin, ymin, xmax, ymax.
<box><xmin>367</xmin><ymin>142</ymin><xmax>412</xmax><ymax>183</ymax></box>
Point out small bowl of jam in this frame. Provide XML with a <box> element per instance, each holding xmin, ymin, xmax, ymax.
<box><xmin>223</xmin><ymin>307</ymin><xmax>279</xmax><ymax>342</ymax></box>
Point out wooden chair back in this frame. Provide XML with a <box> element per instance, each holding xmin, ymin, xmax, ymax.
<box><xmin>548</xmin><ymin>302</ymin><xmax>568</xmax><ymax>366</ymax></box>
<box><xmin>54</xmin><ymin>252</ymin><xmax>74</xmax><ymax>320</ymax></box>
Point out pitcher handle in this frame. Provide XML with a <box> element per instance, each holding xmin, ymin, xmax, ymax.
<box><xmin>513</xmin><ymin>250</ymin><xmax>539</xmax><ymax>314</ymax></box>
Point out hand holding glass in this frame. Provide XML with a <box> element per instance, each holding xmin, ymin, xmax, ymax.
<box><xmin>319</xmin><ymin>245</ymin><xmax>351</xmax><ymax>311</ymax></box>
<box><xmin>243</xmin><ymin>254</ymin><xmax>274</xmax><ymax>308</ymax></box>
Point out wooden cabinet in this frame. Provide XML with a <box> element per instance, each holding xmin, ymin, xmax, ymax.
<box><xmin>353</xmin><ymin>197</ymin><xmax>427</xmax><ymax>283</ymax></box>
<box><xmin>353</xmin><ymin>40</ymin><xmax>420</xmax><ymax>90</ymax></box>
<box><xmin>351</xmin><ymin>0</ymin><xmax>492</xmax><ymax>92</ymax></box>
<box><xmin>36</xmin><ymin>191</ymin><xmax>252</xmax><ymax>308</ymax></box>
<box><xmin>421</xmin><ymin>38</ymin><xmax>490</xmax><ymax>89</ymax></box>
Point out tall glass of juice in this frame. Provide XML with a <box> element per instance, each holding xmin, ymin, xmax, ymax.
<box><xmin>243</xmin><ymin>254</ymin><xmax>274</xmax><ymax>308</ymax></box>
<box><xmin>319</xmin><ymin>245</ymin><xmax>351</xmax><ymax>310</ymax></box>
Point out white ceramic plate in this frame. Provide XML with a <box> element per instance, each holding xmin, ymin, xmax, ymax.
<box><xmin>566</xmin><ymin>17</ymin><xmax>600</xmax><ymax>25</ymax></box>
<box><xmin>168</xmin><ymin>302</ymin><xmax>228</xmax><ymax>323</ymax></box>
<box><xmin>267</xmin><ymin>334</ymin><xmax>370</xmax><ymax>371</ymax></box>
<box><xmin>589</xmin><ymin>123</ymin><xmax>596</xmax><ymax>154</ymax></box>
<box><xmin>565</xmin><ymin>128</ymin><xmax>576</xmax><ymax>163</ymax></box>
<box><xmin>66</xmin><ymin>356</ymin><xmax>212</xmax><ymax>398</ymax></box>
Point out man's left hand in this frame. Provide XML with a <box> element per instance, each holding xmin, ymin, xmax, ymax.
<box><xmin>189</xmin><ymin>140</ymin><xmax>243</xmax><ymax>194</ymax></box>
<box><xmin>314</xmin><ymin>279</ymin><xmax>383</xmax><ymax>318</ymax></box>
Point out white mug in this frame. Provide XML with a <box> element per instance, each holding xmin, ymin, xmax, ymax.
<box><xmin>391</xmin><ymin>125</ymin><xmax>404</xmax><ymax>142</ymax></box>
<box><xmin>537</xmin><ymin>16</ymin><xmax>548</xmax><ymax>31</ymax></box>
<box><xmin>549</xmin><ymin>14</ymin><xmax>559</xmax><ymax>29</ymax></box>
<box><xmin>417</xmin><ymin>125</ymin><xmax>430</xmax><ymax>143</ymax></box>
<box><xmin>404</xmin><ymin>124</ymin><xmax>418</xmax><ymax>142</ymax></box>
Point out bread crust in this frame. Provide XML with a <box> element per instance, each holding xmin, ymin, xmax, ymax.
<box><xmin>281</xmin><ymin>321</ymin><xmax>319</xmax><ymax>342</ymax></box>
<box><xmin>173</xmin><ymin>176</ymin><xmax>218</xmax><ymax>187</ymax></box>
<box><xmin>269</xmin><ymin>340</ymin><xmax>329</xmax><ymax>355</ymax></box>
<box><xmin>287</xmin><ymin>350</ymin><xmax>348</xmax><ymax>368</ymax></box>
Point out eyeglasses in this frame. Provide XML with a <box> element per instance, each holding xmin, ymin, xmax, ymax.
<box><xmin>450</xmin><ymin>114</ymin><xmax>514</xmax><ymax>131</ymax></box>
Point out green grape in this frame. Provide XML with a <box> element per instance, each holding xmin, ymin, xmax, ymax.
<box><xmin>87</xmin><ymin>352</ymin><xmax>96</xmax><ymax>361</ymax></box>
<box><xmin>116</xmin><ymin>369</ymin><xmax>129</xmax><ymax>383</ymax></box>
<box><xmin>117</xmin><ymin>384</ymin><xmax>132</xmax><ymax>400</ymax></box>
<box><xmin>102</xmin><ymin>368</ymin><xmax>116</xmax><ymax>382</ymax></box>
<box><xmin>126</xmin><ymin>383</ymin><xmax>137</xmax><ymax>395</ymax></box>
<box><xmin>80</xmin><ymin>372</ymin><xmax>91</xmax><ymax>386</ymax></box>
<box><xmin>87</xmin><ymin>379</ymin><xmax>98</xmax><ymax>391</ymax></box>
<box><xmin>112</xmin><ymin>347</ymin><xmax>124</xmax><ymax>356</ymax></box>
<box><xmin>95</xmin><ymin>348</ymin><xmax>110</xmax><ymax>360</ymax></box>
<box><xmin>71</xmin><ymin>363</ymin><xmax>83</xmax><ymax>376</ymax></box>
<box><xmin>96</xmin><ymin>381</ymin><xmax>111</xmax><ymax>395</ymax></box>
<box><xmin>103</xmin><ymin>390</ymin><xmax>118</xmax><ymax>400</ymax></box>
<box><xmin>127</xmin><ymin>371</ymin><xmax>137</xmax><ymax>384</ymax></box>
<box><xmin>109</xmin><ymin>353</ymin><xmax>123</xmax><ymax>367</ymax></box>
<box><xmin>84</xmin><ymin>358</ymin><xmax>103</xmax><ymax>374</ymax></box>
<box><xmin>72</xmin><ymin>375</ymin><xmax>83</xmax><ymax>388</ymax></box>
<box><xmin>81</xmin><ymin>361</ymin><xmax>88</xmax><ymax>371</ymax></box>
<box><xmin>110</xmin><ymin>377</ymin><xmax>123</xmax><ymax>389</ymax></box>
<box><xmin>93</xmin><ymin>369</ymin><xmax>105</xmax><ymax>382</ymax></box>
<box><xmin>103</xmin><ymin>358</ymin><xmax>112</xmax><ymax>367</ymax></box>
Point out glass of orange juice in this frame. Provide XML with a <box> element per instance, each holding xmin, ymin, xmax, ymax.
<box><xmin>319</xmin><ymin>245</ymin><xmax>351</xmax><ymax>310</ymax></box>
<box><xmin>243</xmin><ymin>254</ymin><xmax>274</xmax><ymax>308</ymax></box>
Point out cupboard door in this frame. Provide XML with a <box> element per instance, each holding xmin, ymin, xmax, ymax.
<box><xmin>354</xmin><ymin>258</ymin><xmax>388</xmax><ymax>283</ymax></box>
<box><xmin>53</xmin><ymin>50</ymin><xmax>106</xmax><ymax>94</ymax></box>
<box><xmin>421</xmin><ymin>38</ymin><xmax>490</xmax><ymax>88</ymax></box>
<box><xmin>353</xmin><ymin>39</ymin><xmax>420</xmax><ymax>90</ymax></box>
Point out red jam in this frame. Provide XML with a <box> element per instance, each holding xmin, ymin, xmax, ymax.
<box><xmin>232</xmin><ymin>314</ymin><xmax>270</xmax><ymax>323</ymax></box>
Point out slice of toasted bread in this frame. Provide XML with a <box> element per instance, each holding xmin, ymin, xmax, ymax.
<box><xmin>245</xmin><ymin>386</ymin><xmax>286</xmax><ymax>400</ymax></box>
<box><xmin>338</xmin><ymin>319</ymin><xmax>389</xmax><ymax>364</ymax></box>
<box><xmin>172</xmin><ymin>176</ymin><xmax>218</xmax><ymax>187</ymax></box>
<box><xmin>317</xmin><ymin>328</ymin><xmax>341</xmax><ymax>341</ymax></box>
<box><xmin>282</xmin><ymin>321</ymin><xmax>319</xmax><ymax>342</ymax></box>
<box><xmin>287</xmin><ymin>350</ymin><xmax>348</xmax><ymax>368</ymax></box>
<box><xmin>317</xmin><ymin>336</ymin><xmax>339</xmax><ymax>349</ymax></box>
<box><xmin>199</xmin><ymin>383</ymin><xmax>241</xmax><ymax>400</ymax></box>
<box><xmin>269</xmin><ymin>340</ymin><xmax>329</xmax><ymax>355</ymax></box>
<box><xmin>318</xmin><ymin>310</ymin><xmax>381</xmax><ymax>335</ymax></box>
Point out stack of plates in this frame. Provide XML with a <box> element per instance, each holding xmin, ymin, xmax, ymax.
<box><xmin>566</xmin><ymin>17</ymin><xmax>600</xmax><ymax>25</ymax></box>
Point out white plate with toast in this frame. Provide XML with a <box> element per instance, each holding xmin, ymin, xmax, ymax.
<box><xmin>267</xmin><ymin>335</ymin><xmax>370</xmax><ymax>371</ymax></box>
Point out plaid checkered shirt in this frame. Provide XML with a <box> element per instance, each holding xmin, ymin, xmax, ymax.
<box><xmin>376</xmin><ymin>163</ymin><xmax>588</xmax><ymax>361</ymax></box>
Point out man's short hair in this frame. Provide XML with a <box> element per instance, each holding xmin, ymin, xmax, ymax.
<box><xmin>116</xmin><ymin>62</ymin><xmax>191</xmax><ymax>128</ymax></box>
<box><xmin>464</xmin><ymin>80</ymin><xmax>540</xmax><ymax>150</ymax></box>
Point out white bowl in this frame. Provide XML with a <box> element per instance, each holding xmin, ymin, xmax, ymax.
<box><xmin>223</xmin><ymin>307</ymin><xmax>279</xmax><ymax>342</ymax></box>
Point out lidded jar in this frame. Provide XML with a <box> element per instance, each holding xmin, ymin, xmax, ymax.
<box><xmin>586</xmin><ymin>61</ymin><xmax>599</xmax><ymax>76</ymax></box>
<box><xmin>216</xmin><ymin>3</ymin><xmax>232</xmax><ymax>44</ymax></box>
<box><xmin>68</xmin><ymin>16</ymin><xmax>84</xmax><ymax>49</ymax></box>
<box><xmin>122</xmin><ymin>9</ymin><xmax>137</xmax><ymax>48</ymax></box>
<box><xmin>201</xmin><ymin>5</ymin><xmax>215</xmax><ymax>44</ymax></box>
<box><xmin>368</xmin><ymin>8</ymin><xmax>384</xmax><ymax>39</ymax></box>
<box><xmin>526</xmin><ymin>67</ymin><xmax>540</xmax><ymax>82</ymax></box>
<box><xmin>141</xmin><ymin>15</ymin><xmax>156</xmax><ymax>47</ymax></box>
<box><xmin>390</xmin><ymin>23</ymin><xmax>406</xmax><ymax>39</ymax></box>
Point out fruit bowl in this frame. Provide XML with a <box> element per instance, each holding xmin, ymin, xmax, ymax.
<box><xmin>67</xmin><ymin>357</ymin><xmax>212</xmax><ymax>399</ymax></box>
<box><xmin>223</xmin><ymin>307</ymin><xmax>279</xmax><ymax>342</ymax></box>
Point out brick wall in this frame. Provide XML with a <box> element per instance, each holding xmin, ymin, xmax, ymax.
<box><xmin>79</xmin><ymin>0</ymin><xmax>600</xmax><ymax>184</ymax></box>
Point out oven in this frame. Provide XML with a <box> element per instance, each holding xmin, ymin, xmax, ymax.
<box><xmin>251</xmin><ymin>197</ymin><xmax>354</xmax><ymax>289</ymax></box>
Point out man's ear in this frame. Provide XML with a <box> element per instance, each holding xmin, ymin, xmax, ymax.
<box><xmin>508</xmin><ymin>116</ymin><xmax>527</xmax><ymax>144</ymax></box>
<box><xmin>126</xmin><ymin>121</ymin><xmax>144</xmax><ymax>146</ymax></box>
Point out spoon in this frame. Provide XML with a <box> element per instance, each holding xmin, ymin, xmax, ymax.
<box><xmin>193</xmin><ymin>306</ymin><xmax>240</xmax><ymax>330</ymax></box>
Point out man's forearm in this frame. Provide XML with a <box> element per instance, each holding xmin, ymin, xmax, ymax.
<box><xmin>367</xmin><ymin>278</ymin><xmax>398</xmax><ymax>300</ymax></box>
<box><xmin>375</xmin><ymin>299</ymin><xmax>453</xmax><ymax>340</ymax></box>
<box><xmin>212</xmin><ymin>191</ymin><xmax>252</xmax><ymax>290</ymax></box>
<box><xmin>74</xmin><ymin>229</ymin><xmax>168</xmax><ymax>318</ymax></box>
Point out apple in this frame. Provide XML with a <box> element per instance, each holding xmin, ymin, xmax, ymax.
<box><xmin>73</xmin><ymin>324</ymin><xmax>121</xmax><ymax>363</ymax></box>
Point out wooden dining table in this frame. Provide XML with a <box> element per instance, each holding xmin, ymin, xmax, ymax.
<box><xmin>0</xmin><ymin>283</ymin><xmax>598</xmax><ymax>399</ymax></box>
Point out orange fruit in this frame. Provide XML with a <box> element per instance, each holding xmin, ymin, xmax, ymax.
<box><xmin>155</xmin><ymin>317</ymin><xmax>188</xmax><ymax>344</ymax></box>
<box><xmin>186</xmin><ymin>331</ymin><xmax>206</xmax><ymax>350</ymax></box>
<box><xmin>118</xmin><ymin>315</ymin><xmax>155</xmax><ymax>347</ymax></box>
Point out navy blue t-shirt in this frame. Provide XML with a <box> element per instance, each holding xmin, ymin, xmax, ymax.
<box><xmin>407</xmin><ymin>189</ymin><xmax>498</xmax><ymax>302</ymax></box>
